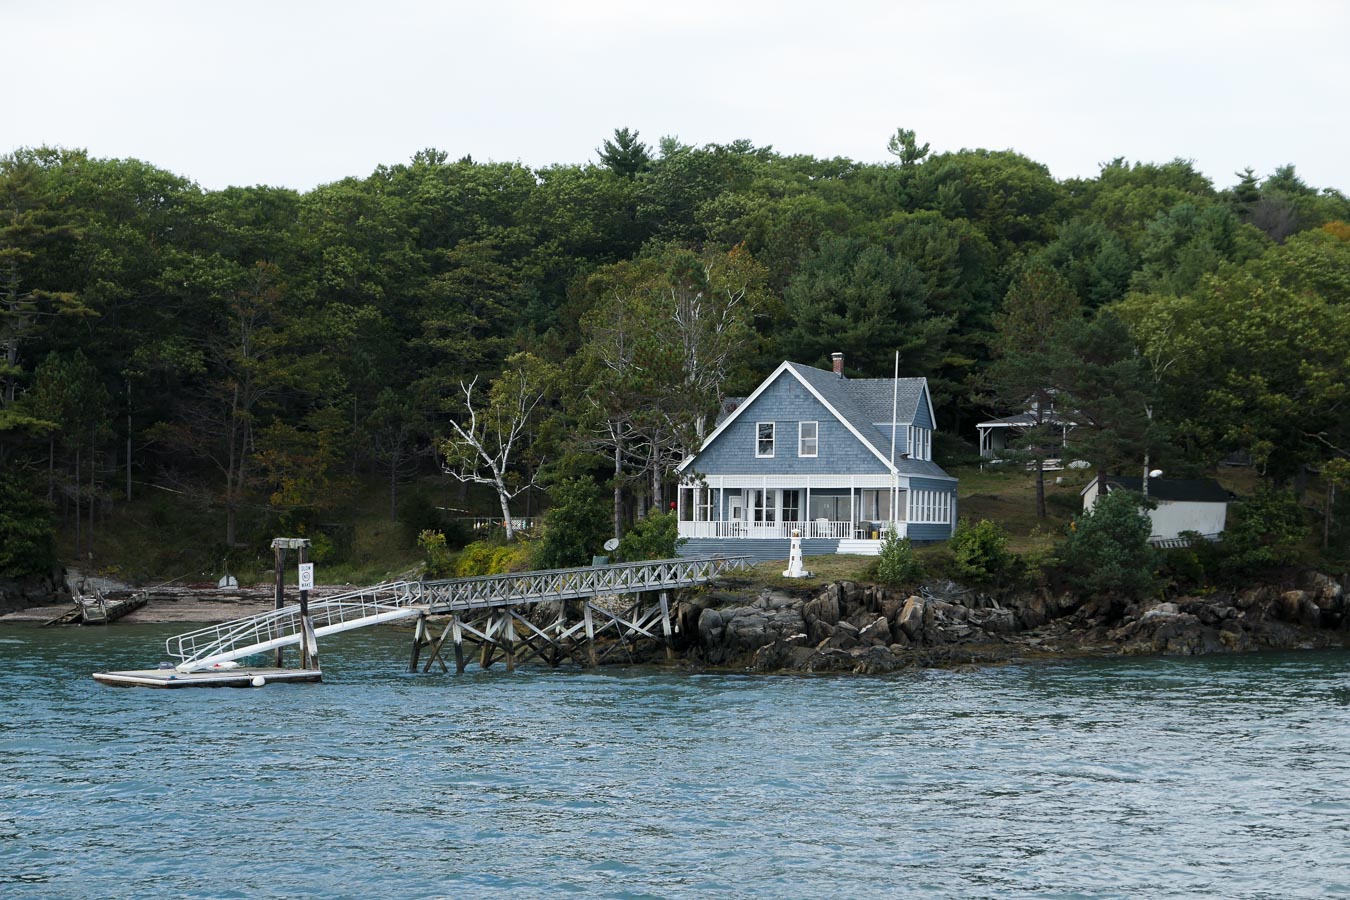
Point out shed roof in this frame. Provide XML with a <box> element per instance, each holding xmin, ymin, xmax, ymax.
<box><xmin>1092</xmin><ymin>475</ymin><xmax>1230</xmax><ymax>503</ymax></box>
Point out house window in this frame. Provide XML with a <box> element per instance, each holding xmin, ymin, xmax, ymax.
<box><xmin>910</xmin><ymin>490</ymin><xmax>951</xmax><ymax>523</ymax></box>
<box><xmin>907</xmin><ymin>426</ymin><xmax>931</xmax><ymax>461</ymax></box>
<box><xmin>782</xmin><ymin>490</ymin><xmax>801</xmax><ymax>523</ymax></box>
<box><xmin>756</xmin><ymin>422</ymin><xmax>775</xmax><ymax>457</ymax></box>
<box><xmin>860</xmin><ymin>489</ymin><xmax>892</xmax><ymax>523</ymax></box>
<box><xmin>749</xmin><ymin>488</ymin><xmax>776</xmax><ymax>524</ymax></box>
<box><xmin>798</xmin><ymin>421</ymin><xmax>818</xmax><ymax>457</ymax></box>
<box><xmin>698</xmin><ymin>488</ymin><xmax>713</xmax><ymax>521</ymax></box>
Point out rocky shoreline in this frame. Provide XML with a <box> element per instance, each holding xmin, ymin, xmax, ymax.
<box><xmin>4</xmin><ymin>566</ymin><xmax>1347</xmax><ymax>674</ymax></box>
<box><xmin>679</xmin><ymin>571</ymin><xmax>1350</xmax><ymax>674</ymax></box>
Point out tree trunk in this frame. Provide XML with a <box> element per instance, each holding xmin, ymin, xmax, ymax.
<box><xmin>1326</xmin><ymin>482</ymin><xmax>1335</xmax><ymax>550</ymax></box>
<box><xmin>87</xmin><ymin>436</ymin><xmax>95</xmax><ymax>562</ymax></box>
<box><xmin>1034</xmin><ymin>457</ymin><xmax>1046</xmax><ymax>519</ymax></box>
<box><xmin>613</xmin><ymin>445</ymin><xmax>624</xmax><ymax>541</ymax></box>
<box><xmin>497</xmin><ymin>485</ymin><xmax>515</xmax><ymax>542</ymax></box>
<box><xmin>389</xmin><ymin>453</ymin><xmax>399</xmax><ymax>522</ymax></box>
<box><xmin>74</xmin><ymin>445</ymin><xmax>82</xmax><ymax>562</ymax></box>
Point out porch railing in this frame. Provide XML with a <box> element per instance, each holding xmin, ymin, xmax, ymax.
<box><xmin>679</xmin><ymin>519</ymin><xmax>891</xmax><ymax>540</ymax></box>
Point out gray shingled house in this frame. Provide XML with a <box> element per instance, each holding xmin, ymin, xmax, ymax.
<box><xmin>675</xmin><ymin>353</ymin><xmax>958</xmax><ymax>561</ymax></box>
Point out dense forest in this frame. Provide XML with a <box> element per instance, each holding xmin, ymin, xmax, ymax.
<box><xmin>2</xmin><ymin>128</ymin><xmax>1348</xmax><ymax>577</ymax></box>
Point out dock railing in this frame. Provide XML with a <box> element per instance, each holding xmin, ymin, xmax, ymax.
<box><xmin>165</xmin><ymin>556</ymin><xmax>750</xmax><ymax>672</ymax></box>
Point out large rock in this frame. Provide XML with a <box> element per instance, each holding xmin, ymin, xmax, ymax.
<box><xmin>819</xmin><ymin>620</ymin><xmax>861</xmax><ymax>650</ymax></box>
<box><xmin>802</xmin><ymin>591</ymin><xmax>841</xmax><ymax>628</ymax></box>
<box><xmin>897</xmin><ymin>596</ymin><xmax>925</xmax><ymax>640</ymax></box>
<box><xmin>0</xmin><ymin>568</ymin><xmax>70</xmax><ymax>616</ymax></box>
<box><xmin>858</xmin><ymin>616</ymin><xmax>892</xmax><ymax>646</ymax></box>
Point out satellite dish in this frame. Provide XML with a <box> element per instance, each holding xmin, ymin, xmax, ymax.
<box><xmin>603</xmin><ymin>538</ymin><xmax>620</xmax><ymax>552</ymax></box>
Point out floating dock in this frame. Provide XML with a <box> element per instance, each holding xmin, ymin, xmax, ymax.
<box><xmin>92</xmin><ymin>667</ymin><xmax>322</xmax><ymax>688</ymax></box>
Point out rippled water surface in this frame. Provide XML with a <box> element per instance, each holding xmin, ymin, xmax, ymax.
<box><xmin>1</xmin><ymin>625</ymin><xmax>1347</xmax><ymax>898</ymax></box>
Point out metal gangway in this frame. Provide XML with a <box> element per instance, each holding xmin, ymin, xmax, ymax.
<box><xmin>165</xmin><ymin>556</ymin><xmax>749</xmax><ymax>673</ymax></box>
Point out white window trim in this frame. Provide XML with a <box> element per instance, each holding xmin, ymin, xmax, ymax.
<box><xmin>756</xmin><ymin>422</ymin><xmax>775</xmax><ymax>458</ymax></box>
<box><xmin>798</xmin><ymin>421</ymin><xmax>818</xmax><ymax>458</ymax></box>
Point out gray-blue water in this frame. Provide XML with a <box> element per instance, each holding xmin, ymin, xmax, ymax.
<box><xmin>1</xmin><ymin>625</ymin><xmax>1347</xmax><ymax>899</ymax></box>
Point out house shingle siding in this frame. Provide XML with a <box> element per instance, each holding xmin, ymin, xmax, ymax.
<box><xmin>689</xmin><ymin>374</ymin><xmax>890</xmax><ymax>475</ymax></box>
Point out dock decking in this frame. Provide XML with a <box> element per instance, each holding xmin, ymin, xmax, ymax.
<box><xmin>92</xmin><ymin>667</ymin><xmax>322</xmax><ymax>688</ymax></box>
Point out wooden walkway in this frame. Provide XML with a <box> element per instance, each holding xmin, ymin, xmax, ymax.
<box><xmin>151</xmin><ymin>556</ymin><xmax>749</xmax><ymax>676</ymax></box>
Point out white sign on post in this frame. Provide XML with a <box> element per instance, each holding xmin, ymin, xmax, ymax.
<box><xmin>298</xmin><ymin>562</ymin><xmax>315</xmax><ymax>591</ymax></box>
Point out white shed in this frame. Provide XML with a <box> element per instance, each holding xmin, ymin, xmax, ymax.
<box><xmin>1081</xmin><ymin>475</ymin><xmax>1230</xmax><ymax>543</ymax></box>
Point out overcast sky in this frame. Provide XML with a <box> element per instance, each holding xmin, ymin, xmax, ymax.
<box><xmin>5</xmin><ymin>0</ymin><xmax>1346</xmax><ymax>194</ymax></box>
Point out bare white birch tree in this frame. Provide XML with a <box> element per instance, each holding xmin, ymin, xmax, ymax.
<box><xmin>441</xmin><ymin>352</ymin><xmax>556</xmax><ymax>541</ymax></box>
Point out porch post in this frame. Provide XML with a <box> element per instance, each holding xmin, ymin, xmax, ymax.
<box><xmin>804</xmin><ymin>479</ymin><xmax>812</xmax><ymax>538</ymax></box>
<box><xmin>850</xmin><ymin>476</ymin><xmax>857</xmax><ymax>536</ymax></box>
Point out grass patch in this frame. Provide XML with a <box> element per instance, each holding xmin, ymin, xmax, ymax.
<box><xmin>951</xmin><ymin>464</ymin><xmax>1075</xmax><ymax>554</ymax></box>
<box><xmin>743</xmin><ymin>554</ymin><xmax>877</xmax><ymax>592</ymax></box>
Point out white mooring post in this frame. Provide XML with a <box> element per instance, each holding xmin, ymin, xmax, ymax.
<box><xmin>783</xmin><ymin>528</ymin><xmax>808</xmax><ymax>578</ymax></box>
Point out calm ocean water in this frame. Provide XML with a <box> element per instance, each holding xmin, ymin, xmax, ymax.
<box><xmin>1</xmin><ymin>624</ymin><xmax>1347</xmax><ymax>899</ymax></box>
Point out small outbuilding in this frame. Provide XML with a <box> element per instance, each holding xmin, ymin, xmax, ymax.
<box><xmin>1080</xmin><ymin>475</ymin><xmax>1230</xmax><ymax>544</ymax></box>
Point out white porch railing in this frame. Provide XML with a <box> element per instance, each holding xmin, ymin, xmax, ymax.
<box><xmin>679</xmin><ymin>520</ymin><xmax>902</xmax><ymax>540</ymax></box>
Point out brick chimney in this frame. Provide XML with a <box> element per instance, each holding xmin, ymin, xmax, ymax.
<box><xmin>831</xmin><ymin>352</ymin><xmax>844</xmax><ymax>377</ymax></box>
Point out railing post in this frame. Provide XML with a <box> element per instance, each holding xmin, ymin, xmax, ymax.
<box><xmin>272</xmin><ymin>542</ymin><xmax>287</xmax><ymax>666</ymax></box>
<box><xmin>583</xmin><ymin>603</ymin><xmax>598</xmax><ymax>668</ymax></box>
<box><xmin>659</xmin><ymin>591</ymin><xmax>674</xmax><ymax>662</ymax></box>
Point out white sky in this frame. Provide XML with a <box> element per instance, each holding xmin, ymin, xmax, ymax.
<box><xmin>4</xmin><ymin>0</ymin><xmax>1347</xmax><ymax>194</ymax></box>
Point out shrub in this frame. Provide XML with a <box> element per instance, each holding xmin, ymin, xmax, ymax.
<box><xmin>453</xmin><ymin>540</ymin><xmax>496</xmax><ymax>577</ymax></box>
<box><xmin>418</xmin><ymin>530</ymin><xmax>454</xmax><ymax>578</ymax></box>
<box><xmin>1223</xmin><ymin>485</ymin><xmax>1309</xmax><ymax>572</ymax></box>
<box><xmin>533</xmin><ymin>476</ymin><xmax>611</xmax><ymax>570</ymax></box>
<box><xmin>1061</xmin><ymin>488</ymin><xmax>1157</xmax><ymax>598</ymax></box>
<box><xmin>949</xmin><ymin>518</ymin><xmax>1014</xmax><ymax>583</ymax></box>
<box><xmin>875</xmin><ymin>529</ymin><xmax>924</xmax><ymax>587</ymax></box>
<box><xmin>615</xmin><ymin>510</ymin><xmax>683</xmax><ymax>562</ymax></box>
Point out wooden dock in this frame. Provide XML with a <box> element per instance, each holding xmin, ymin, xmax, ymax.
<box><xmin>93</xmin><ymin>667</ymin><xmax>322</xmax><ymax>688</ymax></box>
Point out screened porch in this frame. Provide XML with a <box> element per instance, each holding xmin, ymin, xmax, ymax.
<box><xmin>677</xmin><ymin>475</ymin><xmax>952</xmax><ymax>541</ymax></box>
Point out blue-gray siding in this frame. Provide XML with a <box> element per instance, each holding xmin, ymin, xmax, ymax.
<box><xmin>690</xmin><ymin>373</ymin><xmax>890</xmax><ymax>476</ymax></box>
<box><xmin>678</xmin><ymin>538</ymin><xmax>842</xmax><ymax>563</ymax></box>
<box><xmin>911</xmin><ymin>389</ymin><xmax>934</xmax><ymax>429</ymax></box>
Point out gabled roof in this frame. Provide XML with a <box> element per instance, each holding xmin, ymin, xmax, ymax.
<box><xmin>678</xmin><ymin>361</ymin><xmax>953</xmax><ymax>480</ymax></box>
<box><xmin>976</xmin><ymin>412</ymin><xmax>1075</xmax><ymax>429</ymax></box>
<box><xmin>1083</xmin><ymin>475</ymin><xmax>1230</xmax><ymax>503</ymax></box>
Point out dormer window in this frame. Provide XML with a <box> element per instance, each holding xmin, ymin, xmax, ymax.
<box><xmin>756</xmin><ymin>422</ymin><xmax>775</xmax><ymax>457</ymax></box>
<box><xmin>799</xmin><ymin>421</ymin><xmax>818</xmax><ymax>457</ymax></box>
<box><xmin>907</xmin><ymin>426</ymin><xmax>931</xmax><ymax>461</ymax></box>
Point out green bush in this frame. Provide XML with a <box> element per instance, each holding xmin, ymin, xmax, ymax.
<box><xmin>949</xmin><ymin>518</ymin><xmax>1014</xmax><ymax>583</ymax></box>
<box><xmin>1223</xmin><ymin>485</ymin><xmax>1309</xmax><ymax>572</ymax></box>
<box><xmin>418</xmin><ymin>530</ymin><xmax>455</xmax><ymax>578</ymax></box>
<box><xmin>533</xmin><ymin>476</ymin><xmax>611</xmax><ymax>569</ymax></box>
<box><xmin>0</xmin><ymin>471</ymin><xmax>56</xmax><ymax>577</ymax></box>
<box><xmin>875</xmin><ymin>529</ymin><xmax>924</xmax><ymax>587</ymax></box>
<box><xmin>616</xmin><ymin>510</ymin><xmax>683</xmax><ymax>561</ymax></box>
<box><xmin>453</xmin><ymin>540</ymin><xmax>496</xmax><ymax>577</ymax></box>
<box><xmin>1061</xmin><ymin>488</ymin><xmax>1157</xmax><ymax>598</ymax></box>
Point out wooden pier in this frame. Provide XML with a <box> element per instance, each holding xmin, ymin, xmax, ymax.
<box><xmin>105</xmin><ymin>556</ymin><xmax>750</xmax><ymax>687</ymax></box>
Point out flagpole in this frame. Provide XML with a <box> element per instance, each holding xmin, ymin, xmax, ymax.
<box><xmin>889</xmin><ymin>351</ymin><xmax>899</xmax><ymax>533</ymax></box>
